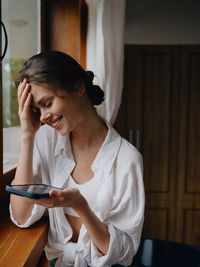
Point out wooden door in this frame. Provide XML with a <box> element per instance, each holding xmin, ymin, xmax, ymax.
<box><xmin>176</xmin><ymin>46</ymin><xmax>200</xmax><ymax>246</ymax></box>
<box><xmin>114</xmin><ymin>45</ymin><xmax>200</xmax><ymax>246</ymax></box>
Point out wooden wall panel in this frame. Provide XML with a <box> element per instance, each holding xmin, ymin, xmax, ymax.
<box><xmin>41</xmin><ymin>0</ymin><xmax>87</xmax><ymax>68</ymax></box>
<box><xmin>185</xmin><ymin>54</ymin><xmax>200</xmax><ymax>193</ymax></box>
<box><xmin>50</xmin><ymin>0</ymin><xmax>80</xmax><ymax>61</ymax></box>
<box><xmin>143</xmin><ymin>208</ymin><xmax>169</xmax><ymax>240</ymax></box>
<box><xmin>143</xmin><ymin>53</ymin><xmax>173</xmax><ymax>192</ymax></box>
<box><xmin>183</xmin><ymin>209</ymin><xmax>200</xmax><ymax>246</ymax></box>
<box><xmin>176</xmin><ymin>46</ymin><xmax>200</xmax><ymax>245</ymax></box>
<box><xmin>115</xmin><ymin>46</ymin><xmax>180</xmax><ymax>243</ymax></box>
<box><xmin>80</xmin><ymin>0</ymin><xmax>88</xmax><ymax>69</ymax></box>
<box><xmin>114</xmin><ymin>47</ymin><xmax>136</xmax><ymax>140</ymax></box>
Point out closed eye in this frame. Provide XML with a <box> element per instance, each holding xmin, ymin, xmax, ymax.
<box><xmin>45</xmin><ymin>100</ymin><xmax>53</xmax><ymax>107</ymax></box>
<box><xmin>30</xmin><ymin>106</ymin><xmax>40</xmax><ymax>114</ymax></box>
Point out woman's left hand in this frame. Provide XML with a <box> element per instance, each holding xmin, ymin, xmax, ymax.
<box><xmin>28</xmin><ymin>188</ymin><xmax>87</xmax><ymax>212</ymax></box>
<box><xmin>30</xmin><ymin>188</ymin><xmax>110</xmax><ymax>255</ymax></box>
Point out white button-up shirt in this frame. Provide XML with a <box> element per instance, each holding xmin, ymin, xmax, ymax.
<box><xmin>10</xmin><ymin>123</ymin><xmax>145</xmax><ymax>267</ymax></box>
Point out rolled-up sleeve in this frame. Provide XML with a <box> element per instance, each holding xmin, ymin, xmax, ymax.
<box><xmin>9</xmin><ymin>203</ymin><xmax>46</xmax><ymax>228</ymax></box>
<box><xmin>89</xmin><ymin>221</ymin><xmax>143</xmax><ymax>267</ymax></box>
<box><xmin>9</xmin><ymin>129</ymin><xmax>49</xmax><ymax>228</ymax></box>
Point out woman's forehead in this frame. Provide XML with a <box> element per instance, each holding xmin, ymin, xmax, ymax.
<box><xmin>30</xmin><ymin>83</ymin><xmax>69</xmax><ymax>104</ymax></box>
<box><xmin>30</xmin><ymin>84</ymin><xmax>54</xmax><ymax>103</ymax></box>
<box><xmin>30</xmin><ymin>82</ymin><xmax>53</xmax><ymax>92</ymax></box>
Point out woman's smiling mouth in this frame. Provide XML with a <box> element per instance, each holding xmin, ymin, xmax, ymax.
<box><xmin>51</xmin><ymin>116</ymin><xmax>63</xmax><ymax>129</ymax></box>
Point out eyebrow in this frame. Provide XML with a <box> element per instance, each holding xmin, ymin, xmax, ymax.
<box><xmin>37</xmin><ymin>96</ymin><xmax>50</xmax><ymax>105</ymax></box>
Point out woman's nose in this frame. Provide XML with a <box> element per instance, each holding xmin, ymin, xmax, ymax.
<box><xmin>40</xmin><ymin>111</ymin><xmax>51</xmax><ymax>124</ymax></box>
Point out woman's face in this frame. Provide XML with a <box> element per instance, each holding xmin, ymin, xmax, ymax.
<box><xmin>30</xmin><ymin>83</ymin><xmax>84</xmax><ymax>136</ymax></box>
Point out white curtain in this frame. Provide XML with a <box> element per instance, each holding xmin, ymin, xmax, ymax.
<box><xmin>86</xmin><ymin>0</ymin><xmax>126</xmax><ymax>125</ymax></box>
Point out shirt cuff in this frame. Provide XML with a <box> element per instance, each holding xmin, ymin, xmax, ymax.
<box><xmin>90</xmin><ymin>223</ymin><xmax>134</xmax><ymax>267</ymax></box>
<box><xmin>9</xmin><ymin>203</ymin><xmax>46</xmax><ymax>228</ymax></box>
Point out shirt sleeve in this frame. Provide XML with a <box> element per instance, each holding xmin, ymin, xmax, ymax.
<box><xmin>9</xmin><ymin>131</ymin><xmax>48</xmax><ymax>228</ymax></box>
<box><xmin>80</xmin><ymin>154</ymin><xmax>145</xmax><ymax>267</ymax></box>
<box><xmin>89</xmin><ymin>220</ymin><xmax>143</xmax><ymax>267</ymax></box>
<box><xmin>9</xmin><ymin>203</ymin><xmax>46</xmax><ymax>228</ymax></box>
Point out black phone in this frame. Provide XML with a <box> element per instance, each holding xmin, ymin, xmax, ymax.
<box><xmin>5</xmin><ymin>184</ymin><xmax>62</xmax><ymax>199</ymax></box>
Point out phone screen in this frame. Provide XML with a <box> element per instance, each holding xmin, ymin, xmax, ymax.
<box><xmin>13</xmin><ymin>184</ymin><xmax>56</xmax><ymax>193</ymax></box>
<box><xmin>6</xmin><ymin>184</ymin><xmax>62</xmax><ymax>199</ymax></box>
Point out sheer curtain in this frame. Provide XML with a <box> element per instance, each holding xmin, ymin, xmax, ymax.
<box><xmin>86</xmin><ymin>0</ymin><xmax>125</xmax><ymax>125</ymax></box>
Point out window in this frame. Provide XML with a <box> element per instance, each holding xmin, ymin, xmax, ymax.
<box><xmin>0</xmin><ymin>4</ymin><xmax>87</xmax><ymax>265</ymax></box>
<box><xmin>2</xmin><ymin>0</ymin><xmax>41</xmax><ymax>173</ymax></box>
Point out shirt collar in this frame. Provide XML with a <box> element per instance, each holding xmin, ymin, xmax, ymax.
<box><xmin>92</xmin><ymin>122</ymin><xmax>121</xmax><ymax>174</ymax></box>
<box><xmin>53</xmin><ymin>122</ymin><xmax>122</xmax><ymax>174</ymax></box>
<box><xmin>54</xmin><ymin>133</ymin><xmax>72</xmax><ymax>159</ymax></box>
<box><xmin>53</xmin><ymin>133</ymin><xmax>75</xmax><ymax>188</ymax></box>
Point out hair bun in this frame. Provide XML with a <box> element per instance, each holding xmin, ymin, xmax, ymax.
<box><xmin>89</xmin><ymin>85</ymin><xmax>104</xmax><ymax>105</ymax></box>
<box><xmin>86</xmin><ymin>70</ymin><xmax>94</xmax><ymax>83</ymax></box>
<box><xmin>85</xmin><ymin>70</ymin><xmax>104</xmax><ymax>106</ymax></box>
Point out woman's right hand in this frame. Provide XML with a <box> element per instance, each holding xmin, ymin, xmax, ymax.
<box><xmin>18</xmin><ymin>79</ymin><xmax>41</xmax><ymax>137</ymax></box>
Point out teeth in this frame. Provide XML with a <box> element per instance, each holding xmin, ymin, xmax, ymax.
<box><xmin>52</xmin><ymin>118</ymin><xmax>61</xmax><ymax>127</ymax></box>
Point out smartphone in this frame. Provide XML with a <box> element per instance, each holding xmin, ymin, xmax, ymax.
<box><xmin>5</xmin><ymin>184</ymin><xmax>62</xmax><ymax>199</ymax></box>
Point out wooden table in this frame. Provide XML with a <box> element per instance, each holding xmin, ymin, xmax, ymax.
<box><xmin>0</xmin><ymin>206</ymin><xmax>48</xmax><ymax>267</ymax></box>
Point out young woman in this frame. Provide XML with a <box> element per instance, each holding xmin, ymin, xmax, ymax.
<box><xmin>10</xmin><ymin>51</ymin><xmax>145</xmax><ymax>267</ymax></box>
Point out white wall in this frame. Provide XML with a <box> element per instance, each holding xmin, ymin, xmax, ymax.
<box><xmin>125</xmin><ymin>0</ymin><xmax>200</xmax><ymax>44</ymax></box>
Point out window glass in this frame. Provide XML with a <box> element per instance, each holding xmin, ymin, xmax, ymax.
<box><xmin>2</xmin><ymin>0</ymin><xmax>40</xmax><ymax>173</ymax></box>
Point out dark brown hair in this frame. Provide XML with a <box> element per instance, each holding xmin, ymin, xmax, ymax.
<box><xmin>17</xmin><ymin>50</ymin><xmax>104</xmax><ymax>106</ymax></box>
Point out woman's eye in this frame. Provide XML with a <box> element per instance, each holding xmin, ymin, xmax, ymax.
<box><xmin>30</xmin><ymin>106</ymin><xmax>40</xmax><ymax>114</ymax></box>
<box><xmin>45</xmin><ymin>101</ymin><xmax>52</xmax><ymax>107</ymax></box>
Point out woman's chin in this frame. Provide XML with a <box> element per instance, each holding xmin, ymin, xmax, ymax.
<box><xmin>57</xmin><ymin>127</ymin><xmax>70</xmax><ymax>136</ymax></box>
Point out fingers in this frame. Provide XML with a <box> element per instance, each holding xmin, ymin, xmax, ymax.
<box><xmin>30</xmin><ymin>195</ymin><xmax>65</xmax><ymax>208</ymax></box>
<box><xmin>29</xmin><ymin>189</ymin><xmax>81</xmax><ymax>209</ymax></box>
<box><xmin>18</xmin><ymin>81</ymin><xmax>31</xmax><ymax>114</ymax></box>
<box><xmin>18</xmin><ymin>79</ymin><xmax>27</xmax><ymax>103</ymax></box>
<box><xmin>49</xmin><ymin>189</ymin><xmax>63</xmax><ymax>198</ymax></box>
<box><xmin>50</xmin><ymin>188</ymin><xmax>79</xmax><ymax>198</ymax></box>
<box><xmin>23</xmin><ymin>91</ymin><xmax>32</xmax><ymax>112</ymax></box>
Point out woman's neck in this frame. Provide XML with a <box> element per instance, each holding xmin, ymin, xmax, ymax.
<box><xmin>70</xmin><ymin>109</ymin><xmax>108</xmax><ymax>151</ymax></box>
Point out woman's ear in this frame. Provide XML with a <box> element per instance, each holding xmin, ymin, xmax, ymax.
<box><xmin>79</xmin><ymin>83</ymin><xmax>86</xmax><ymax>96</ymax></box>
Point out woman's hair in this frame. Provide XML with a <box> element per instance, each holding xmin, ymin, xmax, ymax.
<box><xmin>17</xmin><ymin>50</ymin><xmax>104</xmax><ymax>106</ymax></box>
